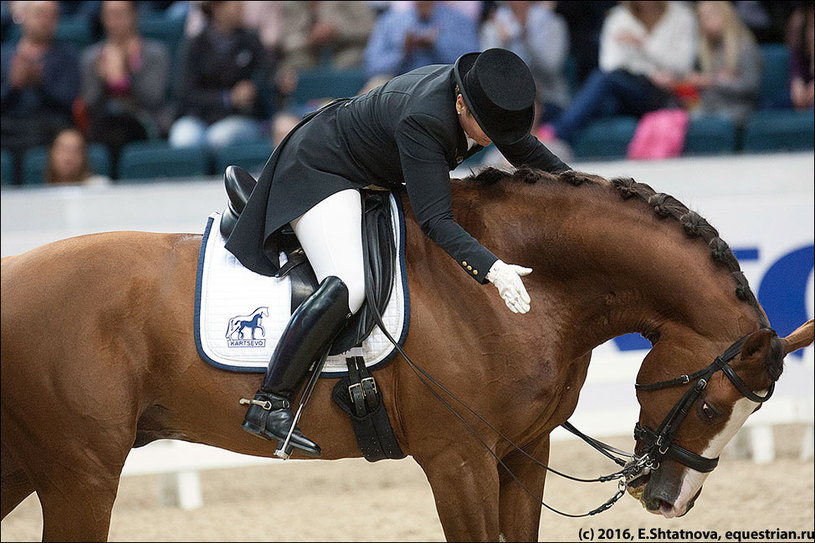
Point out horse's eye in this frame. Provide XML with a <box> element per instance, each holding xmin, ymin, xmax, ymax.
<box><xmin>700</xmin><ymin>402</ymin><xmax>717</xmax><ymax>421</ymax></box>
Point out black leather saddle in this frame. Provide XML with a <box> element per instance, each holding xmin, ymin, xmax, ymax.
<box><xmin>219</xmin><ymin>166</ymin><xmax>395</xmax><ymax>355</ymax></box>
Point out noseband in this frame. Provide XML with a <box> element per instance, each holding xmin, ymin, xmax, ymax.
<box><xmin>632</xmin><ymin>329</ymin><xmax>776</xmax><ymax>475</ymax></box>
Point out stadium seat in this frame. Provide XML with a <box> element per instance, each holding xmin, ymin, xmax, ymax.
<box><xmin>139</xmin><ymin>16</ymin><xmax>185</xmax><ymax>53</ymax></box>
<box><xmin>88</xmin><ymin>144</ymin><xmax>113</xmax><ymax>178</ymax></box>
<box><xmin>572</xmin><ymin>116</ymin><xmax>639</xmax><ymax>160</ymax></box>
<box><xmin>118</xmin><ymin>141</ymin><xmax>209</xmax><ymax>182</ymax></box>
<box><xmin>21</xmin><ymin>143</ymin><xmax>111</xmax><ymax>185</ymax></box>
<box><xmin>214</xmin><ymin>141</ymin><xmax>274</xmax><ymax>178</ymax></box>
<box><xmin>291</xmin><ymin>68</ymin><xmax>369</xmax><ymax>106</ymax></box>
<box><xmin>2</xmin><ymin>15</ymin><xmax>91</xmax><ymax>50</ymax></box>
<box><xmin>742</xmin><ymin>109</ymin><xmax>815</xmax><ymax>152</ymax></box>
<box><xmin>21</xmin><ymin>146</ymin><xmax>49</xmax><ymax>185</ymax></box>
<box><xmin>1</xmin><ymin>149</ymin><xmax>14</xmax><ymax>185</ymax></box>
<box><xmin>683</xmin><ymin>116</ymin><xmax>737</xmax><ymax>155</ymax></box>
<box><xmin>54</xmin><ymin>15</ymin><xmax>93</xmax><ymax>51</ymax></box>
<box><xmin>758</xmin><ymin>44</ymin><xmax>790</xmax><ymax>109</ymax></box>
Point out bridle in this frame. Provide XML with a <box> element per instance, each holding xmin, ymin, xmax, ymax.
<box><xmin>630</xmin><ymin>329</ymin><xmax>776</xmax><ymax>479</ymax></box>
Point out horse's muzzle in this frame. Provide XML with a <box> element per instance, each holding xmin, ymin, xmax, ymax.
<box><xmin>640</xmin><ymin>481</ymin><xmax>700</xmax><ymax>518</ymax></box>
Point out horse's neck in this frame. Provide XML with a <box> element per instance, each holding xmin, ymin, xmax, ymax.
<box><xmin>446</xmin><ymin>180</ymin><xmax>761</xmax><ymax>358</ymax></box>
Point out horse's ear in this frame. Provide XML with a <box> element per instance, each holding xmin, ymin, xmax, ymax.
<box><xmin>740</xmin><ymin>328</ymin><xmax>776</xmax><ymax>359</ymax></box>
<box><xmin>781</xmin><ymin>319</ymin><xmax>814</xmax><ymax>356</ymax></box>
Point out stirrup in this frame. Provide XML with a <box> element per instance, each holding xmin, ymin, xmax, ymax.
<box><xmin>239</xmin><ymin>397</ymin><xmax>290</xmax><ymax>410</ymax></box>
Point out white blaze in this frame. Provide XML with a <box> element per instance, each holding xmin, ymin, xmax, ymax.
<box><xmin>670</xmin><ymin>395</ymin><xmax>761</xmax><ymax>516</ymax></box>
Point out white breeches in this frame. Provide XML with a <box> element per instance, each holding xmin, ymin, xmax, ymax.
<box><xmin>290</xmin><ymin>189</ymin><xmax>366</xmax><ymax>314</ymax></box>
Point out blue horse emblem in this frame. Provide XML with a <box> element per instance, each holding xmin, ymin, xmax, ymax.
<box><xmin>226</xmin><ymin>307</ymin><xmax>269</xmax><ymax>343</ymax></box>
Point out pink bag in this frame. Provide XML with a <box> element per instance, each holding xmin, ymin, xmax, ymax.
<box><xmin>627</xmin><ymin>108</ymin><xmax>689</xmax><ymax>160</ymax></box>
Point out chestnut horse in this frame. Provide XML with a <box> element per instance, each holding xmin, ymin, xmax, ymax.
<box><xmin>1</xmin><ymin>168</ymin><xmax>812</xmax><ymax>541</ymax></box>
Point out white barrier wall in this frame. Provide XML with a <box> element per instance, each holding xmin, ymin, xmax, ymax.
<box><xmin>2</xmin><ymin>153</ymin><xmax>813</xmax><ymax>506</ymax></box>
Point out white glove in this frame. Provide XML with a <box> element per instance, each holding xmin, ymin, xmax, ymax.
<box><xmin>485</xmin><ymin>259</ymin><xmax>532</xmax><ymax>314</ymax></box>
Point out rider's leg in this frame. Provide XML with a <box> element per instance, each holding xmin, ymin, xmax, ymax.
<box><xmin>242</xmin><ymin>189</ymin><xmax>365</xmax><ymax>455</ymax></box>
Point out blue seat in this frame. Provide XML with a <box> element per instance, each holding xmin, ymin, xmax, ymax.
<box><xmin>573</xmin><ymin>116</ymin><xmax>639</xmax><ymax>160</ymax></box>
<box><xmin>683</xmin><ymin>116</ymin><xmax>737</xmax><ymax>155</ymax></box>
<box><xmin>291</xmin><ymin>68</ymin><xmax>368</xmax><ymax>106</ymax></box>
<box><xmin>2</xmin><ymin>15</ymin><xmax>91</xmax><ymax>50</ymax></box>
<box><xmin>758</xmin><ymin>44</ymin><xmax>790</xmax><ymax>109</ymax></box>
<box><xmin>21</xmin><ymin>144</ymin><xmax>112</xmax><ymax>184</ymax></box>
<box><xmin>1</xmin><ymin>148</ymin><xmax>14</xmax><ymax>185</ymax></box>
<box><xmin>21</xmin><ymin>146</ymin><xmax>50</xmax><ymax>184</ymax></box>
<box><xmin>139</xmin><ymin>16</ymin><xmax>185</xmax><ymax>53</ymax></box>
<box><xmin>118</xmin><ymin>141</ymin><xmax>209</xmax><ymax>182</ymax></box>
<box><xmin>54</xmin><ymin>15</ymin><xmax>93</xmax><ymax>51</ymax></box>
<box><xmin>742</xmin><ymin>109</ymin><xmax>815</xmax><ymax>152</ymax></box>
<box><xmin>214</xmin><ymin>141</ymin><xmax>274</xmax><ymax>178</ymax></box>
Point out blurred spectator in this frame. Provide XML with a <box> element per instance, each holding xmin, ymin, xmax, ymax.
<box><xmin>442</xmin><ymin>1</ymin><xmax>485</xmax><ymax>23</ymax></box>
<box><xmin>271</xmin><ymin>110</ymin><xmax>300</xmax><ymax>147</ymax></box>
<box><xmin>241</xmin><ymin>1</ymin><xmax>285</xmax><ymax>57</ymax></box>
<box><xmin>186</xmin><ymin>1</ymin><xmax>284</xmax><ymax>56</ymax></box>
<box><xmin>80</xmin><ymin>0</ymin><xmax>170</xmax><ymax>164</ymax></box>
<box><xmin>539</xmin><ymin>1</ymin><xmax>697</xmax><ymax>146</ymax></box>
<box><xmin>1</xmin><ymin>1</ymin><xmax>80</xmax><ymax>169</ymax></box>
<box><xmin>555</xmin><ymin>1</ymin><xmax>616</xmax><ymax>86</ymax></box>
<box><xmin>363</xmin><ymin>1</ymin><xmax>479</xmax><ymax>78</ymax></box>
<box><xmin>44</xmin><ymin>127</ymin><xmax>110</xmax><ymax>185</ymax></box>
<box><xmin>786</xmin><ymin>2</ymin><xmax>814</xmax><ymax>110</ymax></box>
<box><xmin>169</xmin><ymin>1</ymin><xmax>272</xmax><ymax>149</ymax></box>
<box><xmin>280</xmin><ymin>1</ymin><xmax>375</xmax><ymax>71</ymax></box>
<box><xmin>679</xmin><ymin>1</ymin><xmax>762</xmax><ymax>127</ymax></box>
<box><xmin>733</xmin><ymin>1</ymin><xmax>796</xmax><ymax>44</ymax></box>
<box><xmin>480</xmin><ymin>1</ymin><xmax>570</xmax><ymax>124</ymax></box>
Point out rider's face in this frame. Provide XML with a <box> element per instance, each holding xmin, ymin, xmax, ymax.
<box><xmin>456</xmin><ymin>95</ymin><xmax>492</xmax><ymax>147</ymax></box>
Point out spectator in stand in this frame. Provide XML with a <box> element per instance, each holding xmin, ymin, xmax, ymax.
<box><xmin>538</xmin><ymin>1</ymin><xmax>697</xmax><ymax>148</ymax></box>
<box><xmin>186</xmin><ymin>2</ymin><xmax>284</xmax><ymax>57</ymax></box>
<box><xmin>280</xmin><ymin>1</ymin><xmax>374</xmax><ymax>71</ymax></box>
<box><xmin>44</xmin><ymin>127</ymin><xmax>110</xmax><ymax>185</ymax></box>
<box><xmin>733</xmin><ymin>0</ymin><xmax>796</xmax><ymax>44</ymax></box>
<box><xmin>169</xmin><ymin>1</ymin><xmax>272</xmax><ymax>149</ymax></box>
<box><xmin>480</xmin><ymin>1</ymin><xmax>570</xmax><ymax>124</ymax></box>
<box><xmin>555</xmin><ymin>1</ymin><xmax>616</xmax><ymax>87</ymax></box>
<box><xmin>275</xmin><ymin>1</ymin><xmax>374</xmax><ymax>101</ymax></box>
<box><xmin>1</xmin><ymin>0</ymin><xmax>80</xmax><ymax>173</ymax></box>
<box><xmin>80</xmin><ymin>0</ymin><xmax>170</xmax><ymax>165</ymax></box>
<box><xmin>786</xmin><ymin>2</ymin><xmax>814</xmax><ymax>111</ymax></box>
<box><xmin>679</xmin><ymin>1</ymin><xmax>762</xmax><ymax>128</ymax></box>
<box><xmin>363</xmin><ymin>1</ymin><xmax>480</xmax><ymax>79</ymax></box>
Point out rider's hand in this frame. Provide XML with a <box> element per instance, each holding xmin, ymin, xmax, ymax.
<box><xmin>486</xmin><ymin>259</ymin><xmax>532</xmax><ymax>314</ymax></box>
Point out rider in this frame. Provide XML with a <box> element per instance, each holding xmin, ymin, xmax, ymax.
<box><xmin>226</xmin><ymin>48</ymin><xmax>571</xmax><ymax>456</ymax></box>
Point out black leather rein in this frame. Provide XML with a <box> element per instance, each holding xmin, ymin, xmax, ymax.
<box><xmin>632</xmin><ymin>329</ymin><xmax>776</xmax><ymax>474</ymax></box>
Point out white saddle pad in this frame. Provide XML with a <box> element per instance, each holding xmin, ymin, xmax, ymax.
<box><xmin>194</xmin><ymin>195</ymin><xmax>409</xmax><ymax>377</ymax></box>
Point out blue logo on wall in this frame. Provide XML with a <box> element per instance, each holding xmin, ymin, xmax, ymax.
<box><xmin>614</xmin><ymin>244</ymin><xmax>814</xmax><ymax>358</ymax></box>
<box><xmin>226</xmin><ymin>307</ymin><xmax>269</xmax><ymax>347</ymax></box>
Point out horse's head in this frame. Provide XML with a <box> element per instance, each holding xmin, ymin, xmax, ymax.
<box><xmin>628</xmin><ymin>320</ymin><xmax>813</xmax><ymax>518</ymax></box>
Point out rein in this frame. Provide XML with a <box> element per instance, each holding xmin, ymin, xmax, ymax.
<box><xmin>360</xmin><ymin>217</ymin><xmax>639</xmax><ymax>517</ymax></box>
<box><xmin>359</xmin><ymin>202</ymin><xmax>775</xmax><ymax>516</ymax></box>
<box><xmin>632</xmin><ymin>330</ymin><xmax>775</xmax><ymax>475</ymax></box>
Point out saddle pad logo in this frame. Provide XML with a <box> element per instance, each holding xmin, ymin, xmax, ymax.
<box><xmin>225</xmin><ymin>307</ymin><xmax>268</xmax><ymax>347</ymax></box>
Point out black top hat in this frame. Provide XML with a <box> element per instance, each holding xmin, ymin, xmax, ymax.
<box><xmin>454</xmin><ymin>48</ymin><xmax>536</xmax><ymax>146</ymax></box>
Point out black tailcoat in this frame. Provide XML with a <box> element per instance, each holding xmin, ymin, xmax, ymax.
<box><xmin>225</xmin><ymin>64</ymin><xmax>569</xmax><ymax>283</ymax></box>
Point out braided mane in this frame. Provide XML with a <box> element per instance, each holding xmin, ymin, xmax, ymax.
<box><xmin>465</xmin><ymin>167</ymin><xmax>770</xmax><ymax>328</ymax></box>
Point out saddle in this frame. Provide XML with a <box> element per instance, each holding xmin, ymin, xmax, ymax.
<box><xmin>220</xmin><ymin>166</ymin><xmax>405</xmax><ymax>462</ymax></box>
<box><xmin>220</xmin><ymin>166</ymin><xmax>395</xmax><ymax>354</ymax></box>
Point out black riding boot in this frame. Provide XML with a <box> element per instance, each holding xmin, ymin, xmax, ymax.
<box><xmin>241</xmin><ymin>276</ymin><xmax>351</xmax><ymax>456</ymax></box>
